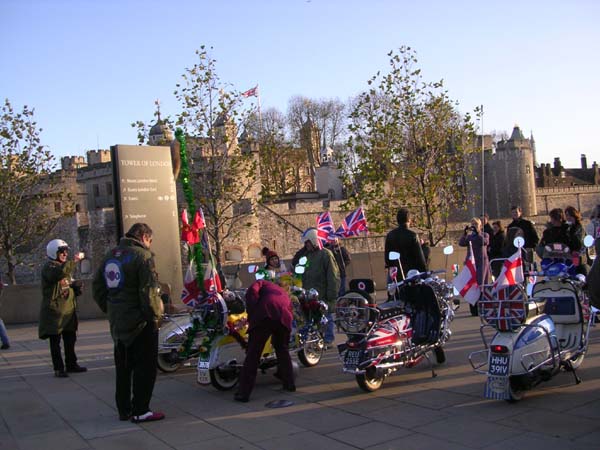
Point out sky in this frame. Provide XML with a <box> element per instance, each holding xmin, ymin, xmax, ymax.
<box><xmin>1</xmin><ymin>0</ymin><xmax>599</xmax><ymax>169</ymax></box>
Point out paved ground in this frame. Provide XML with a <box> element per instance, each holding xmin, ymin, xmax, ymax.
<box><xmin>1</xmin><ymin>305</ymin><xmax>599</xmax><ymax>450</ymax></box>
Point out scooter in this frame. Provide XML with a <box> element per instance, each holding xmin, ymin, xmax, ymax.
<box><xmin>468</xmin><ymin>236</ymin><xmax>598</xmax><ymax>402</ymax></box>
<box><xmin>335</xmin><ymin>247</ymin><xmax>460</xmax><ymax>392</ymax></box>
<box><xmin>195</xmin><ymin>266</ymin><xmax>325</xmax><ymax>390</ymax></box>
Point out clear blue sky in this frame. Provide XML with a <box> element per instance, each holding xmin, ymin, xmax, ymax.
<box><xmin>2</xmin><ymin>0</ymin><xmax>598</xmax><ymax>168</ymax></box>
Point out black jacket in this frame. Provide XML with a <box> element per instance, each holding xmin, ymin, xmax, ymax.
<box><xmin>384</xmin><ymin>224</ymin><xmax>427</xmax><ymax>279</ymax></box>
<box><xmin>507</xmin><ymin>217</ymin><xmax>539</xmax><ymax>249</ymax></box>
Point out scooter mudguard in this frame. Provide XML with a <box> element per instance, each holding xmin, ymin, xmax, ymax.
<box><xmin>197</xmin><ymin>355</ymin><xmax>211</xmax><ymax>384</ymax></box>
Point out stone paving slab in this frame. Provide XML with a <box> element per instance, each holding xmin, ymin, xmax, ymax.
<box><xmin>0</xmin><ymin>309</ymin><xmax>599</xmax><ymax>450</ymax></box>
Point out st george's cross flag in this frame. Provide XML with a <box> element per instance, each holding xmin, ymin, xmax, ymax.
<box><xmin>454</xmin><ymin>242</ymin><xmax>480</xmax><ymax>305</ymax></box>
<box><xmin>493</xmin><ymin>248</ymin><xmax>524</xmax><ymax>293</ymax></box>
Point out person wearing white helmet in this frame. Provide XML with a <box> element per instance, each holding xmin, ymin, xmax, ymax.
<box><xmin>298</xmin><ymin>228</ymin><xmax>340</xmax><ymax>347</ymax></box>
<box><xmin>39</xmin><ymin>238</ymin><xmax>86</xmax><ymax>377</ymax></box>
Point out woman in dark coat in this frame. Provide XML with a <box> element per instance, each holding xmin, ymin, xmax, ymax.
<box><xmin>565</xmin><ymin>206</ymin><xmax>588</xmax><ymax>275</ymax></box>
<box><xmin>459</xmin><ymin>217</ymin><xmax>490</xmax><ymax>315</ymax></box>
<box><xmin>39</xmin><ymin>239</ymin><xmax>86</xmax><ymax>377</ymax></box>
<box><xmin>488</xmin><ymin>220</ymin><xmax>506</xmax><ymax>279</ymax></box>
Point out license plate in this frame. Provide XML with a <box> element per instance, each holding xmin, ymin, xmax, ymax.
<box><xmin>344</xmin><ymin>349</ymin><xmax>362</xmax><ymax>369</ymax></box>
<box><xmin>197</xmin><ymin>358</ymin><xmax>210</xmax><ymax>385</ymax></box>
<box><xmin>488</xmin><ymin>353</ymin><xmax>510</xmax><ymax>376</ymax></box>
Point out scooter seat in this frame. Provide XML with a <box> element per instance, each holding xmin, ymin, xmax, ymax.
<box><xmin>377</xmin><ymin>301</ymin><xmax>404</xmax><ymax>320</ymax></box>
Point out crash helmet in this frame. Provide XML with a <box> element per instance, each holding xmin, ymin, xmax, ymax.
<box><xmin>46</xmin><ymin>239</ymin><xmax>69</xmax><ymax>260</ymax></box>
<box><xmin>301</xmin><ymin>228</ymin><xmax>319</xmax><ymax>247</ymax></box>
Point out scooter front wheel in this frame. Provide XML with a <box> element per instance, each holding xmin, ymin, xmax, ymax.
<box><xmin>209</xmin><ymin>365</ymin><xmax>240</xmax><ymax>391</ymax></box>
<box><xmin>157</xmin><ymin>352</ymin><xmax>182</xmax><ymax>373</ymax></box>
<box><xmin>298</xmin><ymin>333</ymin><xmax>324</xmax><ymax>367</ymax></box>
<box><xmin>356</xmin><ymin>367</ymin><xmax>384</xmax><ymax>392</ymax></box>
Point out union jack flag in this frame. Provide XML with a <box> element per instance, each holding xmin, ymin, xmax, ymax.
<box><xmin>335</xmin><ymin>207</ymin><xmax>368</xmax><ymax>238</ymax></box>
<box><xmin>480</xmin><ymin>285</ymin><xmax>526</xmax><ymax>331</ymax></box>
<box><xmin>241</xmin><ymin>85</ymin><xmax>259</xmax><ymax>98</ymax></box>
<box><xmin>316</xmin><ymin>211</ymin><xmax>336</xmax><ymax>247</ymax></box>
<box><xmin>181</xmin><ymin>260</ymin><xmax>201</xmax><ymax>307</ymax></box>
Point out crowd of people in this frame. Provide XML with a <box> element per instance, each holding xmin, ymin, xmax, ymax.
<box><xmin>1</xmin><ymin>204</ymin><xmax>598</xmax><ymax>411</ymax></box>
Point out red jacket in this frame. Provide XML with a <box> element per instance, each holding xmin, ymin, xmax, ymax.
<box><xmin>244</xmin><ymin>280</ymin><xmax>293</xmax><ymax>331</ymax></box>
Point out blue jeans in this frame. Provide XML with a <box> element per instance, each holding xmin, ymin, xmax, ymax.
<box><xmin>324</xmin><ymin>313</ymin><xmax>335</xmax><ymax>344</ymax></box>
<box><xmin>0</xmin><ymin>318</ymin><xmax>10</xmax><ymax>346</ymax></box>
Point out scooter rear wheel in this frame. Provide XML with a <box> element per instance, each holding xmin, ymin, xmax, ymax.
<box><xmin>209</xmin><ymin>366</ymin><xmax>240</xmax><ymax>391</ymax></box>
<box><xmin>157</xmin><ymin>352</ymin><xmax>182</xmax><ymax>373</ymax></box>
<box><xmin>356</xmin><ymin>367</ymin><xmax>384</xmax><ymax>392</ymax></box>
<box><xmin>506</xmin><ymin>375</ymin><xmax>525</xmax><ymax>402</ymax></box>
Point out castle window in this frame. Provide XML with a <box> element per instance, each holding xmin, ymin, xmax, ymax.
<box><xmin>75</xmin><ymin>204</ymin><xmax>81</xmax><ymax>212</ymax></box>
<box><xmin>525</xmin><ymin>165</ymin><xmax>530</xmax><ymax>174</ymax></box>
<box><xmin>106</xmin><ymin>182</ymin><xmax>113</xmax><ymax>196</ymax></box>
<box><xmin>54</xmin><ymin>201</ymin><xmax>61</xmax><ymax>212</ymax></box>
<box><xmin>93</xmin><ymin>184</ymin><xmax>100</xmax><ymax>197</ymax></box>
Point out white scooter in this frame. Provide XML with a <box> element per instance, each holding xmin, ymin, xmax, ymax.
<box><xmin>469</xmin><ymin>236</ymin><xmax>598</xmax><ymax>402</ymax></box>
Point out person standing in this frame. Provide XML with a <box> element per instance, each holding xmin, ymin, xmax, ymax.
<box><xmin>92</xmin><ymin>223</ymin><xmax>165</xmax><ymax>423</ymax></box>
<box><xmin>384</xmin><ymin>207</ymin><xmax>428</xmax><ymax>280</ymax></box>
<box><xmin>482</xmin><ymin>213</ymin><xmax>494</xmax><ymax>238</ymax></box>
<box><xmin>0</xmin><ymin>275</ymin><xmax>10</xmax><ymax>350</ymax></box>
<box><xmin>298</xmin><ymin>228</ymin><xmax>340</xmax><ymax>346</ymax></box>
<box><xmin>507</xmin><ymin>205</ymin><xmax>539</xmax><ymax>265</ymax></box>
<box><xmin>39</xmin><ymin>239</ymin><xmax>86</xmax><ymax>377</ymax></box>
<box><xmin>262</xmin><ymin>247</ymin><xmax>288</xmax><ymax>275</ymax></box>
<box><xmin>325</xmin><ymin>237</ymin><xmax>351</xmax><ymax>296</ymax></box>
<box><xmin>565</xmin><ymin>206</ymin><xmax>588</xmax><ymax>274</ymax></box>
<box><xmin>459</xmin><ymin>218</ymin><xmax>490</xmax><ymax>316</ymax></box>
<box><xmin>234</xmin><ymin>279</ymin><xmax>295</xmax><ymax>402</ymax></box>
<box><xmin>488</xmin><ymin>221</ymin><xmax>506</xmax><ymax>278</ymax></box>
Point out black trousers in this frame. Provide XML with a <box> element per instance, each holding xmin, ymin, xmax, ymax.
<box><xmin>237</xmin><ymin>319</ymin><xmax>294</xmax><ymax>399</ymax></box>
<box><xmin>49</xmin><ymin>331</ymin><xmax>77</xmax><ymax>371</ymax></box>
<box><xmin>114</xmin><ymin>323</ymin><xmax>158</xmax><ymax>417</ymax></box>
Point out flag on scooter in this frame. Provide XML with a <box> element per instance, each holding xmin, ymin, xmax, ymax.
<box><xmin>335</xmin><ymin>207</ymin><xmax>368</xmax><ymax>238</ymax></box>
<box><xmin>453</xmin><ymin>242</ymin><xmax>480</xmax><ymax>305</ymax></box>
<box><xmin>316</xmin><ymin>211</ymin><xmax>336</xmax><ymax>247</ymax></box>
<box><xmin>181</xmin><ymin>260</ymin><xmax>202</xmax><ymax>307</ymax></box>
<box><xmin>204</xmin><ymin>259</ymin><xmax>222</xmax><ymax>293</ymax></box>
<box><xmin>493</xmin><ymin>248</ymin><xmax>524</xmax><ymax>292</ymax></box>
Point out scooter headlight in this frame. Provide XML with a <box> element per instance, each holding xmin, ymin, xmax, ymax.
<box><xmin>335</xmin><ymin>294</ymin><xmax>371</xmax><ymax>334</ymax></box>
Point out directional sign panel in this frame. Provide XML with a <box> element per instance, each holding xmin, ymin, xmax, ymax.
<box><xmin>111</xmin><ymin>145</ymin><xmax>183</xmax><ymax>301</ymax></box>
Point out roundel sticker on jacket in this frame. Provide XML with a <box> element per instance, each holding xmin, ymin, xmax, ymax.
<box><xmin>104</xmin><ymin>259</ymin><xmax>124</xmax><ymax>289</ymax></box>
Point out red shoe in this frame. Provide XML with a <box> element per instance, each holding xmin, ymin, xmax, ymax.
<box><xmin>131</xmin><ymin>411</ymin><xmax>165</xmax><ymax>423</ymax></box>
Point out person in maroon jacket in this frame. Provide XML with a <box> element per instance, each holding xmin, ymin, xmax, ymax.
<box><xmin>234</xmin><ymin>280</ymin><xmax>295</xmax><ymax>402</ymax></box>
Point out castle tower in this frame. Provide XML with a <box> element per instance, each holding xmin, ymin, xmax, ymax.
<box><xmin>299</xmin><ymin>116</ymin><xmax>320</xmax><ymax>189</ymax></box>
<box><xmin>148</xmin><ymin>101</ymin><xmax>174</xmax><ymax>146</ymax></box>
<box><xmin>493</xmin><ymin>125</ymin><xmax>537</xmax><ymax>217</ymax></box>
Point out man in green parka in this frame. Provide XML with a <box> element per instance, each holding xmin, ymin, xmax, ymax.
<box><xmin>39</xmin><ymin>238</ymin><xmax>86</xmax><ymax>377</ymax></box>
<box><xmin>298</xmin><ymin>228</ymin><xmax>340</xmax><ymax>346</ymax></box>
<box><xmin>92</xmin><ymin>223</ymin><xmax>165</xmax><ymax>423</ymax></box>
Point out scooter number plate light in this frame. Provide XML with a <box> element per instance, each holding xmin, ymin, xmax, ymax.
<box><xmin>344</xmin><ymin>349</ymin><xmax>362</xmax><ymax>369</ymax></box>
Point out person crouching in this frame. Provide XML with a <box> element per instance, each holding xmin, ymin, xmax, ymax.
<box><xmin>234</xmin><ymin>280</ymin><xmax>295</xmax><ymax>402</ymax></box>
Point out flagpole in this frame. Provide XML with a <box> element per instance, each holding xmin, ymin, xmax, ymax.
<box><xmin>256</xmin><ymin>84</ymin><xmax>263</xmax><ymax>141</ymax></box>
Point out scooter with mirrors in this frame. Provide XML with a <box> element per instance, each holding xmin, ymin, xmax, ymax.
<box><xmin>469</xmin><ymin>235</ymin><xmax>598</xmax><ymax>402</ymax></box>
<box><xmin>335</xmin><ymin>246</ymin><xmax>460</xmax><ymax>392</ymax></box>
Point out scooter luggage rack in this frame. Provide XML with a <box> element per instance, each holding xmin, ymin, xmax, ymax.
<box><xmin>335</xmin><ymin>292</ymin><xmax>381</xmax><ymax>336</ymax></box>
<box><xmin>468</xmin><ymin>318</ymin><xmax>560</xmax><ymax>375</ymax></box>
<box><xmin>159</xmin><ymin>313</ymin><xmax>195</xmax><ymax>351</ymax></box>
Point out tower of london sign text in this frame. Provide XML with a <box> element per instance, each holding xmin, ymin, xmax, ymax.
<box><xmin>111</xmin><ymin>145</ymin><xmax>183</xmax><ymax>300</ymax></box>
